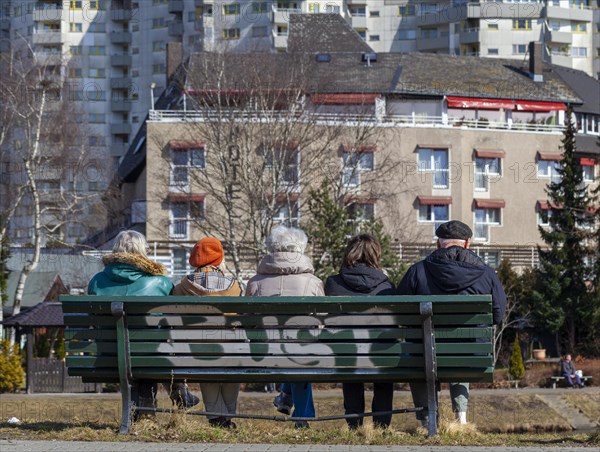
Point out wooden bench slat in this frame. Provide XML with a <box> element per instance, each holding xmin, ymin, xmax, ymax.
<box><xmin>64</xmin><ymin>313</ymin><xmax>492</xmax><ymax>328</ymax></box>
<box><xmin>65</xmin><ymin>326</ymin><xmax>493</xmax><ymax>341</ymax></box>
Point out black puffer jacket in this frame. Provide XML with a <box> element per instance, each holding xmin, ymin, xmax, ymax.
<box><xmin>396</xmin><ymin>246</ymin><xmax>506</xmax><ymax>325</ymax></box>
<box><xmin>324</xmin><ymin>264</ymin><xmax>393</xmax><ymax>296</ymax></box>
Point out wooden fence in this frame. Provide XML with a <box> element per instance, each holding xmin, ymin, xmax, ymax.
<box><xmin>27</xmin><ymin>357</ymin><xmax>102</xmax><ymax>393</ymax></box>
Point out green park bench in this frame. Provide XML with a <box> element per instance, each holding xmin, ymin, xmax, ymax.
<box><xmin>61</xmin><ymin>294</ymin><xmax>494</xmax><ymax>436</ymax></box>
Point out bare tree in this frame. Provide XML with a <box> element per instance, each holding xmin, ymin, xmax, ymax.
<box><xmin>0</xmin><ymin>38</ymin><xmax>106</xmax><ymax>341</ymax></box>
<box><xmin>148</xmin><ymin>52</ymin><xmax>413</xmax><ymax>279</ymax></box>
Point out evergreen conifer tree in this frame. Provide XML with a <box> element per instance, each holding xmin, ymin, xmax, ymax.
<box><xmin>509</xmin><ymin>335</ymin><xmax>525</xmax><ymax>380</ymax></box>
<box><xmin>531</xmin><ymin>108</ymin><xmax>595</xmax><ymax>353</ymax></box>
<box><xmin>0</xmin><ymin>338</ymin><xmax>25</xmax><ymax>392</ymax></box>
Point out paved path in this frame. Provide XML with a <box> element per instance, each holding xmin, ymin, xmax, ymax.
<box><xmin>0</xmin><ymin>441</ymin><xmax>597</xmax><ymax>452</ymax></box>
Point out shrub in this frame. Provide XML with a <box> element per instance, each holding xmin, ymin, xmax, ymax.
<box><xmin>509</xmin><ymin>335</ymin><xmax>526</xmax><ymax>380</ymax></box>
<box><xmin>0</xmin><ymin>339</ymin><xmax>25</xmax><ymax>393</ymax></box>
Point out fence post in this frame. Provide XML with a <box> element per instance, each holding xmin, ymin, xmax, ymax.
<box><xmin>26</xmin><ymin>333</ymin><xmax>33</xmax><ymax>394</ymax></box>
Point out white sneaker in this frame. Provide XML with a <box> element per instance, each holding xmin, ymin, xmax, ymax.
<box><xmin>456</xmin><ymin>411</ymin><xmax>467</xmax><ymax>424</ymax></box>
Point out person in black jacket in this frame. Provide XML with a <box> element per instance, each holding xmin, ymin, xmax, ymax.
<box><xmin>396</xmin><ymin>220</ymin><xmax>506</xmax><ymax>426</ymax></box>
<box><xmin>324</xmin><ymin>234</ymin><xmax>394</xmax><ymax>429</ymax></box>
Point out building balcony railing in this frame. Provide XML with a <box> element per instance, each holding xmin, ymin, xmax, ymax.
<box><xmin>110</xmin><ymin>31</ymin><xmax>132</xmax><ymax>44</ymax></box>
<box><xmin>110</xmin><ymin>8</ymin><xmax>136</xmax><ymax>22</ymax></box>
<box><xmin>110</xmin><ymin>54</ymin><xmax>132</xmax><ymax>66</ymax></box>
<box><xmin>111</xmin><ymin>100</ymin><xmax>132</xmax><ymax>113</ymax></box>
<box><xmin>110</xmin><ymin>76</ymin><xmax>132</xmax><ymax>89</ymax></box>
<box><xmin>32</xmin><ymin>31</ymin><xmax>64</xmax><ymax>45</ymax></box>
<box><xmin>350</xmin><ymin>15</ymin><xmax>367</xmax><ymax>29</ymax></box>
<box><xmin>148</xmin><ymin>110</ymin><xmax>566</xmax><ymax>134</ymax></box>
<box><xmin>168</xmin><ymin>21</ymin><xmax>184</xmax><ymax>37</ymax></box>
<box><xmin>271</xmin><ymin>6</ymin><xmax>302</xmax><ymax>24</ymax></box>
<box><xmin>110</xmin><ymin>123</ymin><xmax>132</xmax><ymax>135</ymax></box>
<box><xmin>34</xmin><ymin>51</ymin><xmax>62</xmax><ymax>66</ymax></box>
<box><xmin>33</xmin><ymin>4</ymin><xmax>63</xmax><ymax>22</ymax></box>
<box><xmin>168</xmin><ymin>0</ymin><xmax>184</xmax><ymax>13</ymax></box>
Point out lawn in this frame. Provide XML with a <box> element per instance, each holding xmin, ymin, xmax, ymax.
<box><xmin>0</xmin><ymin>390</ymin><xmax>598</xmax><ymax>447</ymax></box>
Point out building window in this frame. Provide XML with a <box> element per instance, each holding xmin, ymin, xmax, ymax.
<box><xmin>89</xmin><ymin>136</ymin><xmax>104</xmax><ymax>146</ymax></box>
<box><xmin>152</xmin><ymin>41</ymin><xmax>165</xmax><ymax>51</ymax></box>
<box><xmin>571</xmin><ymin>22</ymin><xmax>587</xmax><ymax>33</ymax></box>
<box><xmin>152</xmin><ymin>18</ymin><xmax>166</xmax><ymax>29</ymax></box>
<box><xmin>89</xmin><ymin>68</ymin><xmax>105</xmax><ymax>78</ymax></box>
<box><xmin>370</xmin><ymin>10</ymin><xmax>380</xmax><ymax>17</ymax></box>
<box><xmin>171</xmin><ymin>147</ymin><xmax>206</xmax><ymax>187</ymax></box>
<box><xmin>69</xmin><ymin>1</ymin><xmax>82</xmax><ymax>9</ymax></box>
<box><xmin>370</xmin><ymin>35</ymin><xmax>380</xmax><ymax>41</ymax></box>
<box><xmin>325</xmin><ymin>4</ymin><xmax>340</xmax><ymax>13</ymax></box>
<box><xmin>581</xmin><ymin>160</ymin><xmax>595</xmax><ymax>182</ymax></box>
<box><xmin>265</xmin><ymin>148</ymin><xmax>300</xmax><ymax>186</ymax></box>
<box><xmin>487</xmin><ymin>23</ymin><xmax>499</xmax><ymax>30</ymax></box>
<box><xmin>418</xmin><ymin>204</ymin><xmax>449</xmax><ymax>231</ymax></box>
<box><xmin>251</xmin><ymin>2</ymin><xmax>269</xmax><ymax>13</ymax></box>
<box><xmin>570</xmin><ymin>0</ymin><xmax>588</xmax><ymax>9</ymax></box>
<box><xmin>89</xmin><ymin>22</ymin><xmax>105</xmax><ymax>33</ymax></box>
<box><xmin>342</xmin><ymin>151</ymin><xmax>374</xmax><ymax>187</ymax></box>
<box><xmin>152</xmin><ymin>63</ymin><xmax>166</xmax><ymax>74</ymax></box>
<box><xmin>421</xmin><ymin>28</ymin><xmax>437</xmax><ymax>39</ymax></box>
<box><xmin>572</xmin><ymin>47</ymin><xmax>587</xmax><ymax>57</ymax></box>
<box><xmin>69</xmin><ymin>68</ymin><xmax>83</xmax><ymax>78</ymax></box>
<box><xmin>350</xmin><ymin>6</ymin><xmax>366</xmax><ymax>16</ymax></box>
<box><xmin>90</xmin><ymin>1</ymin><xmax>105</xmax><ymax>10</ymax></box>
<box><xmin>69</xmin><ymin>46</ymin><xmax>82</xmax><ymax>55</ymax></box>
<box><xmin>474</xmin><ymin>157</ymin><xmax>501</xmax><ymax>192</ymax></box>
<box><xmin>538</xmin><ymin>208</ymin><xmax>553</xmax><ymax>227</ymax></box>
<box><xmin>397</xmin><ymin>29</ymin><xmax>417</xmax><ymax>40</ymax></box>
<box><xmin>512</xmin><ymin>19</ymin><xmax>532</xmax><ymax>30</ymax></box>
<box><xmin>89</xmin><ymin>46</ymin><xmax>105</xmax><ymax>55</ymax></box>
<box><xmin>537</xmin><ymin>160</ymin><xmax>561</xmax><ymax>182</ymax></box>
<box><xmin>222</xmin><ymin>28</ymin><xmax>240</xmax><ymax>40</ymax></box>
<box><xmin>398</xmin><ymin>5</ymin><xmax>416</xmax><ymax>16</ymax></box>
<box><xmin>356</xmin><ymin>29</ymin><xmax>366</xmax><ymax>40</ymax></box>
<box><xmin>69</xmin><ymin>23</ymin><xmax>83</xmax><ymax>32</ymax></box>
<box><xmin>308</xmin><ymin>3</ymin><xmax>319</xmax><ymax>13</ymax></box>
<box><xmin>474</xmin><ymin>208</ymin><xmax>501</xmax><ymax>242</ymax></box>
<box><xmin>172</xmin><ymin>248</ymin><xmax>189</xmax><ymax>275</ymax></box>
<box><xmin>223</xmin><ymin>3</ymin><xmax>240</xmax><ymax>15</ymax></box>
<box><xmin>88</xmin><ymin>113</ymin><xmax>106</xmax><ymax>123</ymax></box>
<box><xmin>347</xmin><ymin>202</ymin><xmax>375</xmax><ymax>224</ymax></box>
<box><xmin>487</xmin><ymin>48</ymin><xmax>499</xmax><ymax>55</ymax></box>
<box><xmin>476</xmin><ymin>250</ymin><xmax>500</xmax><ymax>269</ymax></box>
<box><xmin>272</xmin><ymin>200</ymin><xmax>300</xmax><ymax>227</ymax></box>
<box><xmin>170</xmin><ymin>201</ymin><xmax>204</xmax><ymax>239</ymax></box>
<box><xmin>418</xmin><ymin>148</ymin><xmax>449</xmax><ymax>189</ymax></box>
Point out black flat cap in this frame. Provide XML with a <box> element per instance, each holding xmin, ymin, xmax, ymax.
<box><xmin>435</xmin><ymin>220</ymin><xmax>473</xmax><ymax>240</ymax></box>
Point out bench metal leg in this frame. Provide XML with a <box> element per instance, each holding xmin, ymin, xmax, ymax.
<box><xmin>420</xmin><ymin>302</ymin><xmax>438</xmax><ymax>437</ymax></box>
<box><xmin>112</xmin><ymin>301</ymin><xmax>134</xmax><ymax>434</ymax></box>
<box><xmin>119</xmin><ymin>382</ymin><xmax>133</xmax><ymax>434</ymax></box>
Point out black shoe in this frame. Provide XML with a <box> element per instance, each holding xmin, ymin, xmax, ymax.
<box><xmin>294</xmin><ymin>420</ymin><xmax>309</xmax><ymax>428</ymax></box>
<box><xmin>209</xmin><ymin>416</ymin><xmax>237</xmax><ymax>429</ymax></box>
<box><xmin>170</xmin><ymin>384</ymin><xmax>200</xmax><ymax>408</ymax></box>
<box><xmin>273</xmin><ymin>392</ymin><xmax>293</xmax><ymax>415</ymax></box>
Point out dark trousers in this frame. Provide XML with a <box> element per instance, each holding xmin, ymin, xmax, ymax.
<box><xmin>563</xmin><ymin>373</ymin><xmax>583</xmax><ymax>386</ymax></box>
<box><xmin>342</xmin><ymin>382</ymin><xmax>394</xmax><ymax>428</ymax></box>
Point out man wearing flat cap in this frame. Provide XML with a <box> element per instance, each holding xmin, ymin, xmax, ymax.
<box><xmin>395</xmin><ymin>220</ymin><xmax>506</xmax><ymax>426</ymax></box>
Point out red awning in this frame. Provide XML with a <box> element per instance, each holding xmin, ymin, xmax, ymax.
<box><xmin>537</xmin><ymin>200</ymin><xmax>563</xmax><ymax>210</ymax></box>
<box><xmin>474</xmin><ymin>148</ymin><xmax>505</xmax><ymax>159</ymax></box>
<box><xmin>168</xmin><ymin>193</ymin><xmax>205</xmax><ymax>203</ymax></box>
<box><xmin>274</xmin><ymin>193</ymin><xmax>300</xmax><ymax>203</ymax></box>
<box><xmin>580</xmin><ymin>158</ymin><xmax>595</xmax><ymax>166</ymax></box>
<box><xmin>474</xmin><ymin>199</ymin><xmax>505</xmax><ymax>209</ymax></box>
<box><xmin>418</xmin><ymin>196</ymin><xmax>452</xmax><ymax>205</ymax></box>
<box><xmin>447</xmin><ymin>96</ymin><xmax>566</xmax><ymax>112</ymax></box>
<box><xmin>169</xmin><ymin>140</ymin><xmax>205</xmax><ymax>150</ymax></box>
<box><xmin>515</xmin><ymin>101</ymin><xmax>566</xmax><ymax>112</ymax></box>
<box><xmin>537</xmin><ymin>152</ymin><xmax>563</xmax><ymax>161</ymax></box>
<box><xmin>311</xmin><ymin>93</ymin><xmax>379</xmax><ymax>105</ymax></box>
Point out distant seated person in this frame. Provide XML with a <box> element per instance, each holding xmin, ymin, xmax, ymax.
<box><xmin>560</xmin><ymin>354</ymin><xmax>584</xmax><ymax>388</ymax></box>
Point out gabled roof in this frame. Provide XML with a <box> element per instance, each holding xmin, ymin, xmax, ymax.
<box><xmin>2</xmin><ymin>302</ymin><xmax>65</xmax><ymax>327</ymax></box>
<box><xmin>288</xmin><ymin>13</ymin><xmax>373</xmax><ymax>54</ymax></box>
<box><xmin>550</xmin><ymin>65</ymin><xmax>600</xmax><ymax>115</ymax></box>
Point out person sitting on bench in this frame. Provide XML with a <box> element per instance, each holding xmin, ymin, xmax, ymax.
<box><xmin>560</xmin><ymin>354</ymin><xmax>584</xmax><ymax>388</ymax></box>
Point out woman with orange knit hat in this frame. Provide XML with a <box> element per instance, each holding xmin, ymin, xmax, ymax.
<box><xmin>173</xmin><ymin>237</ymin><xmax>242</xmax><ymax>428</ymax></box>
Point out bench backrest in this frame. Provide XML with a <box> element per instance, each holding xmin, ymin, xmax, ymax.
<box><xmin>62</xmin><ymin>295</ymin><xmax>494</xmax><ymax>384</ymax></box>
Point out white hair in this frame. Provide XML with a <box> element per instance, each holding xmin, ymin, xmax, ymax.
<box><xmin>266</xmin><ymin>225</ymin><xmax>308</xmax><ymax>254</ymax></box>
<box><xmin>113</xmin><ymin>230</ymin><xmax>149</xmax><ymax>257</ymax></box>
<box><xmin>438</xmin><ymin>238</ymin><xmax>467</xmax><ymax>249</ymax></box>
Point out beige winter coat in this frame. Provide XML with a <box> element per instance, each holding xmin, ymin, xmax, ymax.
<box><xmin>245</xmin><ymin>252</ymin><xmax>324</xmax><ymax>296</ymax></box>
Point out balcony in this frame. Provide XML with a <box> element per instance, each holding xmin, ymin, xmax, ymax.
<box><xmin>466</xmin><ymin>3</ymin><xmax>543</xmax><ymax>19</ymax></box>
<box><xmin>168</xmin><ymin>0</ymin><xmax>184</xmax><ymax>13</ymax></box>
<box><xmin>416</xmin><ymin>36</ymin><xmax>449</xmax><ymax>52</ymax></box>
<box><xmin>350</xmin><ymin>15</ymin><xmax>367</xmax><ymax>29</ymax></box>
<box><xmin>459</xmin><ymin>28</ymin><xmax>480</xmax><ymax>44</ymax></box>
<box><xmin>110</xmin><ymin>54</ymin><xmax>132</xmax><ymax>66</ymax></box>
<box><xmin>32</xmin><ymin>5</ymin><xmax>63</xmax><ymax>22</ymax></box>
<box><xmin>272</xmin><ymin>32</ymin><xmax>288</xmax><ymax>49</ymax></box>
<box><xmin>32</xmin><ymin>31</ymin><xmax>64</xmax><ymax>45</ymax></box>
<box><xmin>1</xmin><ymin>18</ymin><xmax>10</xmax><ymax>30</ymax></box>
<box><xmin>549</xmin><ymin>53</ymin><xmax>572</xmax><ymax>68</ymax></box>
<box><xmin>168</xmin><ymin>21</ymin><xmax>184</xmax><ymax>37</ymax></box>
<box><xmin>110</xmin><ymin>77</ymin><xmax>132</xmax><ymax>89</ymax></box>
<box><xmin>544</xmin><ymin>6</ymin><xmax>593</xmax><ymax>22</ymax></box>
<box><xmin>34</xmin><ymin>51</ymin><xmax>62</xmax><ymax>66</ymax></box>
<box><xmin>110</xmin><ymin>123</ymin><xmax>132</xmax><ymax>135</ymax></box>
<box><xmin>111</xmin><ymin>100</ymin><xmax>132</xmax><ymax>112</ymax></box>
<box><xmin>547</xmin><ymin>30</ymin><xmax>572</xmax><ymax>44</ymax></box>
<box><xmin>271</xmin><ymin>7</ymin><xmax>302</xmax><ymax>24</ymax></box>
<box><xmin>110</xmin><ymin>31</ymin><xmax>132</xmax><ymax>44</ymax></box>
<box><xmin>110</xmin><ymin>8</ymin><xmax>135</xmax><ymax>22</ymax></box>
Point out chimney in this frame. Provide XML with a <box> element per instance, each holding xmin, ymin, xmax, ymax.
<box><xmin>528</xmin><ymin>41</ymin><xmax>543</xmax><ymax>82</ymax></box>
<box><xmin>166</xmin><ymin>41</ymin><xmax>183</xmax><ymax>85</ymax></box>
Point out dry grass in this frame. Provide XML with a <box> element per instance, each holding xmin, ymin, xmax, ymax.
<box><xmin>0</xmin><ymin>390</ymin><xmax>597</xmax><ymax>446</ymax></box>
<box><xmin>562</xmin><ymin>392</ymin><xmax>600</xmax><ymax>424</ymax></box>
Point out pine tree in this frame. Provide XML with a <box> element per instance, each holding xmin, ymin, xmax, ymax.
<box><xmin>531</xmin><ymin>108</ymin><xmax>595</xmax><ymax>353</ymax></box>
<box><xmin>0</xmin><ymin>338</ymin><xmax>25</xmax><ymax>393</ymax></box>
<box><xmin>509</xmin><ymin>335</ymin><xmax>526</xmax><ymax>380</ymax></box>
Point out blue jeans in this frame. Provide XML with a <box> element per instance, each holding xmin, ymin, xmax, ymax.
<box><xmin>563</xmin><ymin>373</ymin><xmax>582</xmax><ymax>386</ymax></box>
<box><xmin>289</xmin><ymin>382</ymin><xmax>314</xmax><ymax>418</ymax></box>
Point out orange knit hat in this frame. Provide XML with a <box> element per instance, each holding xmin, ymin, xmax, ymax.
<box><xmin>189</xmin><ymin>237</ymin><xmax>224</xmax><ymax>268</ymax></box>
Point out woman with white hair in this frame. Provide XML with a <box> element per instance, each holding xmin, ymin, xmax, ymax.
<box><xmin>88</xmin><ymin>230</ymin><xmax>199</xmax><ymax>411</ymax></box>
<box><xmin>245</xmin><ymin>225</ymin><xmax>324</xmax><ymax>428</ymax></box>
